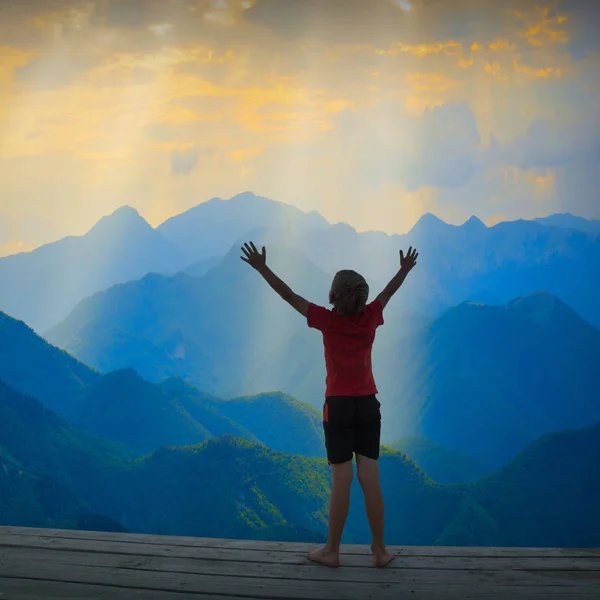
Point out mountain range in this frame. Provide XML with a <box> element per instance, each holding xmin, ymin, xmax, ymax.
<box><xmin>1</xmin><ymin>192</ymin><xmax>599</xmax><ymax>335</ymax></box>
<box><xmin>534</xmin><ymin>213</ymin><xmax>600</xmax><ymax>234</ymax></box>
<box><xmin>44</xmin><ymin>243</ymin><xmax>337</xmax><ymax>397</ymax></box>
<box><xmin>0</xmin><ymin>378</ymin><xmax>130</xmax><ymax>529</ymax></box>
<box><xmin>41</xmin><ymin>231</ymin><xmax>600</xmax><ymax>468</ymax></box>
<box><xmin>0</xmin><ymin>310</ymin><xmax>324</xmax><ymax>459</ymax></box>
<box><xmin>2</xmin><ymin>372</ymin><xmax>599</xmax><ymax>547</ymax></box>
<box><xmin>377</xmin><ymin>291</ymin><xmax>600</xmax><ymax>468</ymax></box>
<box><xmin>2</xmin><ymin>191</ymin><xmax>599</xmax><ymax>546</ymax></box>
<box><xmin>1</xmin><ymin>305</ymin><xmax>599</xmax><ymax>546</ymax></box>
<box><xmin>0</xmin><ymin>207</ymin><xmax>187</xmax><ymax>332</ymax></box>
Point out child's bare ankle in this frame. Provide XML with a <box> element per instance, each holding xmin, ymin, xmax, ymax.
<box><xmin>324</xmin><ymin>542</ymin><xmax>340</xmax><ymax>554</ymax></box>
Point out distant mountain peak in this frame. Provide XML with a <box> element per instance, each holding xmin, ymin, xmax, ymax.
<box><xmin>415</xmin><ymin>213</ymin><xmax>447</xmax><ymax>227</ymax></box>
<box><xmin>227</xmin><ymin>191</ymin><xmax>277</xmax><ymax>207</ymax></box>
<box><xmin>419</xmin><ymin>212</ymin><xmax>446</xmax><ymax>224</ymax></box>
<box><xmin>463</xmin><ymin>215</ymin><xmax>486</xmax><ymax>229</ymax></box>
<box><xmin>112</xmin><ymin>205</ymin><xmax>141</xmax><ymax>218</ymax></box>
<box><xmin>504</xmin><ymin>291</ymin><xmax>584</xmax><ymax>328</ymax></box>
<box><xmin>230</xmin><ymin>191</ymin><xmax>260</xmax><ymax>200</ymax></box>
<box><xmin>408</xmin><ymin>213</ymin><xmax>449</xmax><ymax>236</ymax></box>
<box><xmin>533</xmin><ymin>213</ymin><xmax>600</xmax><ymax>234</ymax></box>
<box><xmin>86</xmin><ymin>206</ymin><xmax>153</xmax><ymax>238</ymax></box>
<box><xmin>507</xmin><ymin>290</ymin><xmax>559</xmax><ymax>310</ymax></box>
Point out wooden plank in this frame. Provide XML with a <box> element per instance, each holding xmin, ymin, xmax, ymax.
<box><xmin>1</xmin><ymin>550</ymin><xmax>599</xmax><ymax>593</ymax></box>
<box><xmin>0</xmin><ymin>562</ymin><xmax>473</xmax><ymax>600</ymax></box>
<box><xmin>2</xmin><ymin>527</ymin><xmax>599</xmax><ymax>559</ymax></box>
<box><xmin>2</xmin><ymin>545</ymin><xmax>600</xmax><ymax>586</ymax></box>
<box><xmin>1</xmin><ymin>563</ymin><xmax>599</xmax><ymax>600</ymax></box>
<box><xmin>2</xmin><ymin>534</ymin><xmax>600</xmax><ymax>573</ymax></box>
<box><xmin>0</xmin><ymin>578</ymin><xmax>591</xmax><ymax>600</ymax></box>
<box><xmin>0</xmin><ymin>578</ymin><xmax>253</xmax><ymax>600</ymax></box>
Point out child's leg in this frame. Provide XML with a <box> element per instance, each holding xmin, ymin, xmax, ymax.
<box><xmin>356</xmin><ymin>453</ymin><xmax>395</xmax><ymax>567</ymax></box>
<box><xmin>308</xmin><ymin>459</ymin><xmax>353</xmax><ymax>568</ymax></box>
<box><xmin>327</xmin><ymin>459</ymin><xmax>353</xmax><ymax>550</ymax></box>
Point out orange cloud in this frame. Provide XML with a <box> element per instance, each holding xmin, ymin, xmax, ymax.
<box><xmin>489</xmin><ymin>38</ymin><xmax>517</xmax><ymax>52</ymax></box>
<box><xmin>230</xmin><ymin>145</ymin><xmax>265</xmax><ymax>162</ymax></box>
<box><xmin>508</xmin><ymin>6</ymin><xmax>569</xmax><ymax>48</ymax></box>
<box><xmin>501</xmin><ymin>167</ymin><xmax>556</xmax><ymax>196</ymax></box>
<box><xmin>529</xmin><ymin>169</ymin><xmax>555</xmax><ymax>187</ymax></box>
<box><xmin>403</xmin><ymin>72</ymin><xmax>458</xmax><ymax>114</ymax></box>
<box><xmin>484</xmin><ymin>61</ymin><xmax>506</xmax><ymax>82</ymax></box>
<box><xmin>389</xmin><ymin>40</ymin><xmax>463</xmax><ymax>58</ymax></box>
<box><xmin>513</xmin><ymin>57</ymin><xmax>564</xmax><ymax>79</ymax></box>
<box><xmin>404</xmin><ymin>72</ymin><xmax>458</xmax><ymax>94</ymax></box>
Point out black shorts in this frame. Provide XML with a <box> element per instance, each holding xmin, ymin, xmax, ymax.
<box><xmin>323</xmin><ymin>395</ymin><xmax>381</xmax><ymax>465</ymax></box>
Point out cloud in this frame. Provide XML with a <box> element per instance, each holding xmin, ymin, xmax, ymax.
<box><xmin>148</xmin><ymin>23</ymin><xmax>173</xmax><ymax>37</ymax></box>
<box><xmin>229</xmin><ymin>145</ymin><xmax>265</xmax><ymax>162</ymax></box>
<box><xmin>494</xmin><ymin>112</ymin><xmax>600</xmax><ymax>170</ymax></box>
<box><xmin>556</xmin><ymin>0</ymin><xmax>600</xmax><ymax>59</ymax></box>
<box><xmin>489</xmin><ymin>38</ymin><xmax>517</xmax><ymax>52</ymax></box>
<box><xmin>508</xmin><ymin>5</ymin><xmax>569</xmax><ymax>48</ymax></box>
<box><xmin>404</xmin><ymin>101</ymin><xmax>481</xmax><ymax>189</ymax></box>
<box><xmin>1</xmin><ymin>0</ymin><xmax>600</xmax><ymax>249</ymax></box>
<box><xmin>513</xmin><ymin>58</ymin><xmax>564</xmax><ymax>79</ymax></box>
<box><xmin>171</xmin><ymin>144</ymin><xmax>209</xmax><ymax>174</ymax></box>
<box><xmin>16</xmin><ymin>52</ymin><xmax>95</xmax><ymax>89</ymax></box>
<box><xmin>244</xmin><ymin>0</ymin><xmax>540</xmax><ymax>46</ymax></box>
<box><xmin>333</xmin><ymin>100</ymin><xmax>482</xmax><ymax>191</ymax></box>
<box><xmin>386</xmin><ymin>40</ymin><xmax>463</xmax><ymax>58</ymax></box>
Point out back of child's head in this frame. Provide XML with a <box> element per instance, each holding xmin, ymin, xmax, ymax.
<box><xmin>329</xmin><ymin>270</ymin><xmax>369</xmax><ymax>316</ymax></box>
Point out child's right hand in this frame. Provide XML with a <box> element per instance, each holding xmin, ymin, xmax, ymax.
<box><xmin>400</xmin><ymin>246</ymin><xmax>418</xmax><ymax>272</ymax></box>
<box><xmin>240</xmin><ymin>241</ymin><xmax>267</xmax><ymax>271</ymax></box>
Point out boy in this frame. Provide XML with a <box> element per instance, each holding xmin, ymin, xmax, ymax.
<box><xmin>240</xmin><ymin>241</ymin><xmax>418</xmax><ymax>568</ymax></box>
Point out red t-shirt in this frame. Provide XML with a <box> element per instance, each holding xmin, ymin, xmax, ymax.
<box><xmin>307</xmin><ymin>300</ymin><xmax>384</xmax><ymax>397</ymax></box>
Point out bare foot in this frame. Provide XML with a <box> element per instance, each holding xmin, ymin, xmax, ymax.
<box><xmin>371</xmin><ymin>545</ymin><xmax>396</xmax><ymax>568</ymax></box>
<box><xmin>307</xmin><ymin>546</ymin><xmax>340</xmax><ymax>568</ymax></box>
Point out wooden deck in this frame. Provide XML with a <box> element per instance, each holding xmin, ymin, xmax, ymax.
<box><xmin>0</xmin><ymin>527</ymin><xmax>599</xmax><ymax>599</ymax></box>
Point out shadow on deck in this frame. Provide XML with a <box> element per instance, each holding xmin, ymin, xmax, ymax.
<box><xmin>0</xmin><ymin>526</ymin><xmax>599</xmax><ymax>599</ymax></box>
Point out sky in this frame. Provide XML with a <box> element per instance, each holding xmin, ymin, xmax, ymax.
<box><xmin>1</xmin><ymin>0</ymin><xmax>599</xmax><ymax>256</ymax></box>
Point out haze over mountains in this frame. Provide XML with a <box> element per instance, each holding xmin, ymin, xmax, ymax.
<box><xmin>0</xmin><ymin>207</ymin><xmax>187</xmax><ymax>332</ymax></box>
<box><xmin>1</xmin><ymin>192</ymin><xmax>599</xmax><ymax>334</ymax></box>
<box><xmin>1</xmin><ymin>191</ymin><xmax>599</xmax><ymax>546</ymax></box>
<box><xmin>7</xmin><ymin>262</ymin><xmax>600</xmax><ymax>473</ymax></box>
<box><xmin>377</xmin><ymin>292</ymin><xmax>600</xmax><ymax>468</ymax></box>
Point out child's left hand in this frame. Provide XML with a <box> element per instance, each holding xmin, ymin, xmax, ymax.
<box><xmin>240</xmin><ymin>241</ymin><xmax>267</xmax><ymax>271</ymax></box>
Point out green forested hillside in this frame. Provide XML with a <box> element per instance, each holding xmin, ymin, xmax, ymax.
<box><xmin>0</xmin><ymin>311</ymin><xmax>99</xmax><ymax>414</ymax></box>
<box><xmin>167</xmin><ymin>381</ymin><xmax>325</xmax><ymax>457</ymax></box>
<box><xmin>468</xmin><ymin>422</ymin><xmax>600</xmax><ymax>548</ymax></box>
<box><xmin>0</xmin><ymin>456</ymin><xmax>84</xmax><ymax>529</ymax></box>
<box><xmin>392</xmin><ymin>436</ymin><xmax>488</xmax><ymax>484</ymax></box>
<box><xmin>107</xmin><ymin>436</ymin><xmax>331</xmax><ymax>542</ymax></box>
<box><xmin>0</xmin><ymin>379</ymin><xmax>132</xmax><ymax>506</ymax></box>
<box><xmin>1</xmin><ymin>345</ymin><xmax>599</xmax><ymax>548</ymax></box>
<box><xmin>1</xmin><ymin>379</ymin><xmax>599</xmax><ymax>548</ymax></box>
<box><xmin>0</xmin><ymin>310</ymin><xmax>324</xmax><ymax>458</ymax></box>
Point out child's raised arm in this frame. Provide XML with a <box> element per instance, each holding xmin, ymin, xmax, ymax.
<box><xmin>375</xmin><ymin>246</ymin><xmax>418</xmax><ymax>310</ymax></box>
<box><xmin>240</xmin><ymin>241</ymin><xmax>309</xmax><ymax>317</ymax></box>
